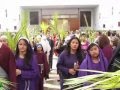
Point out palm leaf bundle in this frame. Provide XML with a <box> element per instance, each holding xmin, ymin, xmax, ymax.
<box><xmin>5</xmin><ymin>10</ymin><xmax>29</xmax><ymax>51</ymax></box>
<box><xmin>40</xmin><ymin>22</ymin><xmax>49</xmax><ymax>35</ymax></box>
<box><xmin>64</xmin><ymin>69</ymin><xmax>120</xmax><ymax>90</ymax></box>
<box><xmin>0</xmin><ymin>78</ymin><xmax>16</xmax><ymax>90</ymax></box>
<box><xmin>50</xmin><ymin>13</ymin><xmax>59</xmax><ymax>35</ymax></box>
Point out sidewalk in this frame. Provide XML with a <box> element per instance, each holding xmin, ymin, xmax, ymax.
<box><xmin>44</xmin><ymin>55</ymin><xmax>60</xmax><ymax>90</ymax></box>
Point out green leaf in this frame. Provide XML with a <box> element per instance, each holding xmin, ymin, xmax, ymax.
<box><xmin>64</xmin><ymin>69</ymin><xmax>120</xmax><ymax>90</ymax></box>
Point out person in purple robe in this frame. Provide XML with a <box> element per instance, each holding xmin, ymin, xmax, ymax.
<box><xmin>15</xmin><ymin>37</ymin><xmax>39</xmax><ymax>90</ymax></box>
<box><xmin>57</xmin><ymin>36</ymin><xmax>83</xmax><ymax>90</ymax></box>
<box><xmin>78</xmin><ymin>43</ymin><xmax>109</xmax><ymax>77</ymax></box>
<box><xmin>98</xmin><ymin>34</ymin><xmax>113</xmax><ymax>63</ymax></box>
<box><xmin>34</xmin><ymin>43</ymin><xmax>50</xmax><ymax>90</ymax></box>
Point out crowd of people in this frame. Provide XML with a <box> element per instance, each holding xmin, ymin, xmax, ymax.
<box><xmin>56</xmin><ymin>30</ymin><xmax>120</xmax><ymax>90</ymax></box>
<box><xmin>0</xmin><ymin>30</ymin><xmax>120</xmax><ymax>90</ymax></box>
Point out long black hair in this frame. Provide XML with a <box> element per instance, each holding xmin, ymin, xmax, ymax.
<box><xmin>15</xmin><ymin>38</ymin><xmax>33</xmax><ymax>66</ymax></box>
<box><xmin>66</xmin><ymin>36</ymin><xmax>83</xmax><ymax>64</ymax></box>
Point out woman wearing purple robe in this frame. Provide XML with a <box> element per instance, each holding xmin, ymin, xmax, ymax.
<box><xmin>15</xmin><ymin>37</ymin><xmax>39</xmax><ymax>90</ymax></box>
<box><xmin>78</xmin><ymin>43</ymin><xmax>109</xmax><ymax>77</ymax></box>
<box><xmin>57</xmin><ymin>37</ymin><xmax>83</xmax><ymax>90</ymax></box>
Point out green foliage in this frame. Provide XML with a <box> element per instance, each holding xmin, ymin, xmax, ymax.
<box><xmin>5</xmin><ymin>10</ymin><xmax>29</xmax><ymax>51</ymax></box>
<box><xmin>0</xmin><ymin>78</ymin><xmax>16</xmax><ymax>90</ymax></box>
<box><xmin>40</xmin><ymin>22</ymin><xmax>49</xmax><ymax>34</ymax></box>
<box><xmin>40</xmin><ymin>13</ymin><xmax>67</xmax><ymax>40</ymax></box>
<box><xmin>64</xmin><ymin>69</ymin><xmax>120</xmax><ymax>90</ymax></box>
<box><xmin>50</xmin><ymin>13</ymin><xmax>67</xmax><ymax>40</ymax></box>
<box><xmin>50</xmin><ymin>13</ymin><xmax>59</xmax><ymax>35</ymax></box>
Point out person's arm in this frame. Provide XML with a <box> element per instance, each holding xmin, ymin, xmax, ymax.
<box><xmin>43</xmin><ymin>53</ymin><xmax>50</xmax><ymax>79</ymax></box>
<box><xmin>6</xmin><ymin>51</ymin><xmax>16</xmax><ymax>82</ymax></box>
<box><xmin>57</xmin><ymin>53</ymin><xmax>69</xmax><ymax>75</ymax></box>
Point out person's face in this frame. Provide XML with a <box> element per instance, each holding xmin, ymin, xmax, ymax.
<box><xmin>89</xmin><ymin>45</ymin><xmax>99</xmax><ymax>58</ymax></box>
<box><xmin>96</xmin><ymin>32</ymin><xmax>99</xmax><ymax>37</ymax></box>
<box><xmin>81</xmin><ymin>35</ymin><xmax>86</xmax><ymax>41</ymax></box>
<box><xmin>37</xmin><ymin>47</ymin><xmax>43</xmax><ymax>52</ymax></box>
<box><xmin>18</xmin><ymin>40</ymin><xmax>27</xmax><ymax>52</ymax></box>
<box><xmin>0</xmin><ymin>38</ymin><xmax>8</xmax><ymax>45</ymax></box>
<box><xmin>70</xmin><ymin>39</ymin><xmax>79</xmax><ymax>51</ymax></box>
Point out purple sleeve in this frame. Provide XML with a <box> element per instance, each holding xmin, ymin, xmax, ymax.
<box><xmin>57</xmin><ymin>53</ymin><xmax>69</xmax><ymax>75</ymax></box>
<box><xmin>78</xmin><ymin>59</ymin><xmax>88</xmax><ymax>77</ymax></box>
<box><xmin>21</xmin><ymin>55</ymin><xmax>39</xmax><ymax>79</ymax></box>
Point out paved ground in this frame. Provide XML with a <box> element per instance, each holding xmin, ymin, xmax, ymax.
<box><xmin>44</xmin><ymin>70</ymin><xmax>60</xmax><ymax>90</ymax></box>
<box><xmin>44</xmin><ymin>55</ymin><xmax>60</xmax><ymax>90</ymax></box>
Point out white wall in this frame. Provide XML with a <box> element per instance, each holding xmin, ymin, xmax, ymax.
<box><xmin>20</xmin><ymin>0</ymin><xmax>120</xmax><ymax>30</ymax></box>
<box><xmin>0</xmin><ymin>0</ymin><xmax>120</xmax><ymax>31</ymax></box>
<box><xmin>0</xmin><ymin>1</ymin><xmax>20</xmax><ymax>32</ymax></box>
<box><xmin>96</xmin><ymin>0</ymin><xmax>120</xmax><ymax>30</ymax></box>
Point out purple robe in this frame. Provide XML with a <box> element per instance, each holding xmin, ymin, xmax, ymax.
<box><xmin>57</xmin><ymin>50</ymin><xmax>79</xmax><ymax>78</ymax></box>
<box><xmin>0</xmin><ymin>44</ymin><xmax>16</xmax><ymax>90</ymax></box>
<box><xmin>78</xmin><ymin>49</ymin><xmax>108</xmax><ymax>77</ymax></box>
<box><xmin>57</xmin><ymin>50</ymin><xmax>81</xmax><ymax>89</ymax></box>
<box><xmin>35</xmin><ymin>52</ymin><xmax>50</xmax><ymax>90</ymax></box>
<box><xmin>16</xmin><ymin>55</ymin><xmax>39</xmax><ymax>90</ymax></box>
<box><xmin>102</xmin><ymin>45</ymin><xmax>113</xmax><ymax>63</ymax></box>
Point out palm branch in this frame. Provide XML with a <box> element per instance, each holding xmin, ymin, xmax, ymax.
<box><xmin>0</xmin><ymin>78</ymin><xmax>16</xmax><ymax>90</ymax></box>
<box><xmin>5</xmin><ymin>10</ymin><xmax>29</xmax><ymax>51</ymax></box>
<box><xmin>40</xmin><ymin>22</ymin><xmax>49</xmax><ymax>34</ymax></box>
<box><xmin>64</xmin><ymin>69</ymin><xmax>120</xmax><ymax>90</ymax></box>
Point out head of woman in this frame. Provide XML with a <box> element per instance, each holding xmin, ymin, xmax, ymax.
<box><xmin>15</xmin><ymin>37</ymin><xmax>33</xmax><ymax>66</ymax></box>
<box><xmin>80</xmin><ymin>33</ymin><xmax>87</xmax><ymax>42</ymax></box>
<box><xmin>0</xmin><ymin>35</ymin><xmax>8</xmax><ymax>46</ymax></box>
<box><xmin>87</xmin><ymin>43</ymin><xmax>100</xmax><ymax>59</ymax></box>
<box><xmin>34</xmin><ymin>43</ymin><xmax>43</xmax><ymax>53</ymax></box>
<box><xmin>66</xmin><ymin>36</ymin><xmax>83</xmax><ymax>63</ymax></box>
<box><xmin>66</xmin><ymin>36</ymin><xmax>81</xmax><ymax>53</ymax></box>
<box><xmin>98</xmin><ymin>34</ymin><xmax>110</xmax><ymax>49</ymax></box>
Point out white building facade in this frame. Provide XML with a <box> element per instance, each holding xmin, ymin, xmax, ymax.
<box><xmin>0</xmin><ymin>0</ymin><xmax>120</xmax><ymax>32</ymax></box>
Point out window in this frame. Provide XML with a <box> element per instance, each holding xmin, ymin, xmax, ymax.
<box><xmin>14</xmin><ymin>26</ymin><xmax>17</xmax><ymax>30</ymax></box>
<box><xmin>118</xmin><ymin>22</ymin><xmax>120</xmax><ymax>27</ymax></box>
<box><xmin>30</xmin><ymin>12</ymin><xmax>39</xmax><ymax>25</ymax></box>
<box><xmin>80</xmin><ymin>11</ymin><xmax>91</xmax><ymax>27</ymax></box>
<box><xmin>103</xmin><ymin>24</ymin><xmax>106</xmax><ymax>28</ymax></box>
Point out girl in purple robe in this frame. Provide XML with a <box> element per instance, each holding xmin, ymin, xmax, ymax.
<box><xmin>15</xmin><ymin>37</ymin><xmax>39</xmax><ymax>90</ymax></box>
<box><xmin>34</xmin><ymin>43</ymin><xmax>50</xmax><ymax>90</ymax></box>
<box><xmin>57</xmin><ymin>36</ymin><xmax>83</xmax><ymax>90</ymax></box>
<box><xmin>78</xmin><ymin>43</ymin><xmax>109</xmax><ymax>77</ymax></box>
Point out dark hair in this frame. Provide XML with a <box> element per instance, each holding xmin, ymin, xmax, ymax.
<box><xmin>97</xmin><ymin>31</ymin><xmax>102</xmax><ymax>35</ymax></box>
<box><xmin>87</xmin><ymin>43</ymin><xmax>99</xmax><ymax>51</ymax></box>
<box><xmin>34</xmin><ymin>43</ymin><xmax>44</xmax><ymax>52</ymax></box>
<box><xmin>107</xmin><ymin>31</ymin><xmax>111</xmax><ymax>36</ymax></box>
<box><xmin>15</xmin><ymin>39</ymin><xmax>33</xmax><ymax>66</ymax></box>
<box><xmin>66</xmin><ymin>36</ymin><xmax>83</xmax><ymax>63</ymax></box>
<box><xmin>81</xmin><ymin>33</ymin><xmax>86</xmax><ymax>36</ymax></box>
<box><xmin>112</xmin><ymin>31</ymin><xmax>117</xmax><ymax>36</ymax></box>
<box><xmin>98</xmin><ymin>34</ymin><xmax>110</xmax><ymax>49</ymax></box>
<box><xmin>111</xmin><ymin>37</ymin><xmax>119</xmax><ymax>47</ymax></box>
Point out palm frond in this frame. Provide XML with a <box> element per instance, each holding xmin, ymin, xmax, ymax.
<box><xmin>64</xmin><ymin>69</ymin><xmax>120</xmax><ymax>90</ymax></box>
<box><xmin>0</xmin><ymin>78</ymin><xmax>16</xmax><ymax>89</ymax></box>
